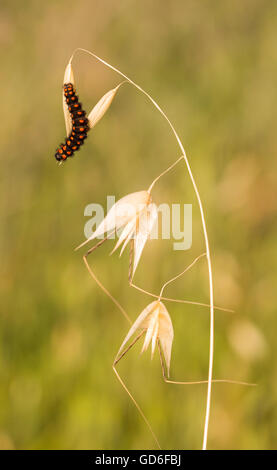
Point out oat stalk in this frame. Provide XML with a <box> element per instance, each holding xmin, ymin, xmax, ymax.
<box><xmin>70</xmin><ymin>47</ymin><xmax>214</xmax><ymax>450</ymax></box>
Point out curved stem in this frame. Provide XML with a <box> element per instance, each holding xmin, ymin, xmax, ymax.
<box><xmin>113</xmin><ymin>331</ymin><xmax>161</xmax><ymax>449</ymax></box>
<box><xmin>130</xmin><ymin>280</ymin><xmax>232</xmax><ymax>312</ymax></box>
<box><xmin>158</xmin><ymin>338</ymin><xmax>254</xmax><ymax>387</ymax></box>
<box><xmin>165</xmin><ymin>378</ymin><xmax>256</xmax><ymax>387</ymax></box>
<box><xmin>71</xmin><ymin>47</ymin><xmax>215</xmax><ymax>450</ymax></box>
<box><xmin>83</xmin><ymin>255</ymin><xmax>131</xmax><ymax>325</ymax></box>
<box><xmin>148</xmin><ymin>156</ymin><xmax>184</xmax><ymax>193</ymax></box>
<box><xmin>159</xmin><ymin>253</ymin><xmax>207</xmax><ymax>300</ymax></box>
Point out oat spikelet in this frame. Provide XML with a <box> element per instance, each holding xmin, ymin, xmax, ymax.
<box><xmin>76</xmin><ymin>190</ymin><xmax>158</xmax><ymax>278</ymax></box>
<box><xmin>88</xmin><ymin>83</ymin><xmax>123</xmax><ymax>129</ymax></box>
<box><xmin>63</xmin><ymin>61</ymin><xmax>75</xmax><ymax>137</ymax></box>
<box><xmin>117</xmin><ymin>301</ymin><xmax>174</xmax><ymax>377</ymax></box>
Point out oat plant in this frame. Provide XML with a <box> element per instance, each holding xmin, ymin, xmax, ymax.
<box><xmin>61</xmin><ymin>48</ymin><xmax>254</xmax><ymax>449</ymax></box>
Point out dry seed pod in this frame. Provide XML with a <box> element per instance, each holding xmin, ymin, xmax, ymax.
<box><xmin>76</xmin><ymin>190</ymin><xmax>158</xmax><ymax>278</ymax></box>
<box><xmin>63</xmin><ymin>62</ymin><xmax>75</xmax><ymax>137</ymax></box>
<box><xmin>117</xmin><ymin>300</ymin><xmax>174</xmax><ymax>377</ymax></box>
<box><xmin>87</xmin><ymin>84</ymin><xmax>122</xmax><ymax>129</ymax></box>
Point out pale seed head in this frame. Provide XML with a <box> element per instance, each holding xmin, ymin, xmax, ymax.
<box><xmin>88</xmin><ymin>84</ymin><xmax>122</xmax><ymax>129</ymax></box>
<box><xmin>117</xmin><ymin>300</ymin><xmax>174</xmax><ymax>377</ymax></box>
<box><xmin>76</xmin><ymin>190</ymin><xmax>157</xmax><ymax>278</ymax></box>
<box><xmin>63</xmin><ymin>61</ymin><xmax>75</xmax><ymax>137</ymax></box>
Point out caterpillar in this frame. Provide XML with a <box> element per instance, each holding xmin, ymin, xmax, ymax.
<box><xmin>55</xmin><ymin>83</ymin><xmax>90</xmax><ymax>162</ymax></box>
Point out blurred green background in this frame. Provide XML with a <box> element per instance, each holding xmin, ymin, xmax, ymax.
<box><xmin>0</xmin><ymin>0</ymin><xmax>276</xmax><ymax>450</ymax></box>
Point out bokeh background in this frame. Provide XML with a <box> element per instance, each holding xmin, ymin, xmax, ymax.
<box><xmin>0</xmin><ymin>0</ymin><xmax>276</xmax><ymax>450</ymax></box>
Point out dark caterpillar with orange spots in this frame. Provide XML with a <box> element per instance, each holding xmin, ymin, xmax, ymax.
<box><xmin>55</xmin><ymin>83</ymin><xmax>89</xmax><ymax>162</ymax></box>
